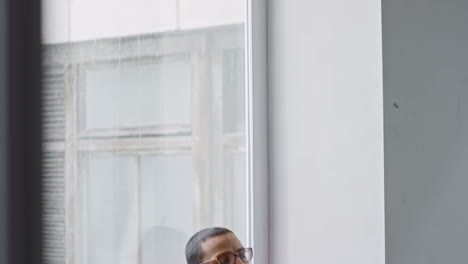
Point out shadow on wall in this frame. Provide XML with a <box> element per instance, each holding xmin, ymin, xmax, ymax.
<box><xmin>141</xmin><ymin>226</ymin><xmax>188</xmax><ymax>264</ymax></box>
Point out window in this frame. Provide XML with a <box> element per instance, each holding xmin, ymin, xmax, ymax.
<box><xmin>41</xmin><ymin>1</ymin><xmax>264</xmax><ymax>262</ymax></box>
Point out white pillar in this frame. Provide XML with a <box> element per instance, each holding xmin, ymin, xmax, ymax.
<box><xmin>268</xmin><ymin>1</ymin><xmax>385</xmax><ymax>263</ymax></box>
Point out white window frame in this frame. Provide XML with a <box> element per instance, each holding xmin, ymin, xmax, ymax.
<box><xmin>245</xmin><ymin>1</ymin><xmax>268</xmax><ymax>264</ymax></box>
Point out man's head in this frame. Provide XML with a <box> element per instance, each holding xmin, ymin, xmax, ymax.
<box><xmin>185</xmin><ymin>227</ymin><xmax>252</xmax><ymax>264</ymax></box>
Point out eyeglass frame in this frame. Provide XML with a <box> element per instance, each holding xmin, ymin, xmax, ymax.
<box><xmin>198</xmin><ymin>247</ymin><xmax>253</xmax><ymax>264</ymax></box>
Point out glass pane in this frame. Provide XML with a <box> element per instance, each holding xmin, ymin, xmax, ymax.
<box><xmin>41</xmin><ymin>0</ymin><xmax>248</xmax><ymax>264</ymax></box>
<box><xmin>84</xmin><ymin>59</ymin><xmax>192</xmax><ymax>130</ymax></box>
<box><xmin>224</xmin><ymin>152</ymin><xmax>247</xmax><ymax>243</ymax></box>
<box><xmin>140</xmin><ymin>155</ymin><xmax>192</xmax><ymax>264</ymax></box>
<box><xmin>80</xmin><ymin>155</ymin><xmax>138</xmax><ymax>264</ymax></box>
<box><xmin>223</xmin><ymin>49</ymin><xmax>245</xmax><ymax>133</ymax></box>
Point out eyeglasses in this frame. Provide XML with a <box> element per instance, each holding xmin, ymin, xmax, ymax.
<box><xmin>199</xmin><ymin>248</ymin><xmax>253</xmax><ymax>264</ymax></box>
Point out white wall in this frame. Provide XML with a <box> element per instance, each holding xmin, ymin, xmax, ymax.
<box><xmin>41</xmin><ymin>0</ymin><xmax>244</xmax><ymax>43</ymax></box>
<box><xmin>268</xmin><ymin>1</ymin><xmax>385</xmax><ymax>264</ymax></box>
<box><xmin>383</xmin><ymin>0</ymin><xmax>468</xmax><ymax>263</ymax></box>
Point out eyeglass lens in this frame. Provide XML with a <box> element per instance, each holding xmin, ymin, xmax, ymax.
<box><xmin>217</xmin><ymin>248</ymin><xmax>253</xmax><ymax>264</ymax></box>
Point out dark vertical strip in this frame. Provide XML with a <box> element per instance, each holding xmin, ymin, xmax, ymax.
<box><xmin>1</xmin><ymin>0</ymin><xmax>43</xmax><ymax>263</ymax></box>
<box><xmin>0</xmin><ymin>0</ymin><xmax>10</xmax><ymax>262</ymax></box>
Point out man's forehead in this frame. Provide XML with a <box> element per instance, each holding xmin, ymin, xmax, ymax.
<box><xmin>201</xmin><ymin>233</ymin><xmax>243</xmax><ymax>256</ymax></box>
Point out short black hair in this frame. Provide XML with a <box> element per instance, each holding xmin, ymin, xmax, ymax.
<box><xmin>185</xmin><ymin>227</ymin><xmax>233</xmax><ymax>264</ymax></box>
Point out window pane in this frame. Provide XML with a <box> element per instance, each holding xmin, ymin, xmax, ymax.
<box><xmin>140</xmin><ymin>155</ymin><xmax>192</xmax><ymax>264</ymax></box>
<box><xmin>223</xmin><ymin>49</ymin><xmax>245</xmax><ymax>133</ymax></box>
<box><xmin>80</xmin><ymin>155</ymin><xmax>138</xmax><ymax>264</ymax></box>
<box><xmin>84</xmin><ymin>59</ymin><xmax>192</xmax><ymax>130</ymax></box>
<box><xmin>41</xmin><ymin>1</ymin><xmax>248</xmax><ymax>264</ymax></box>
<box><xmin>224</xmin><ymin>152</ymin><xmax>247</xmax><ymax>243</ymax></box>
